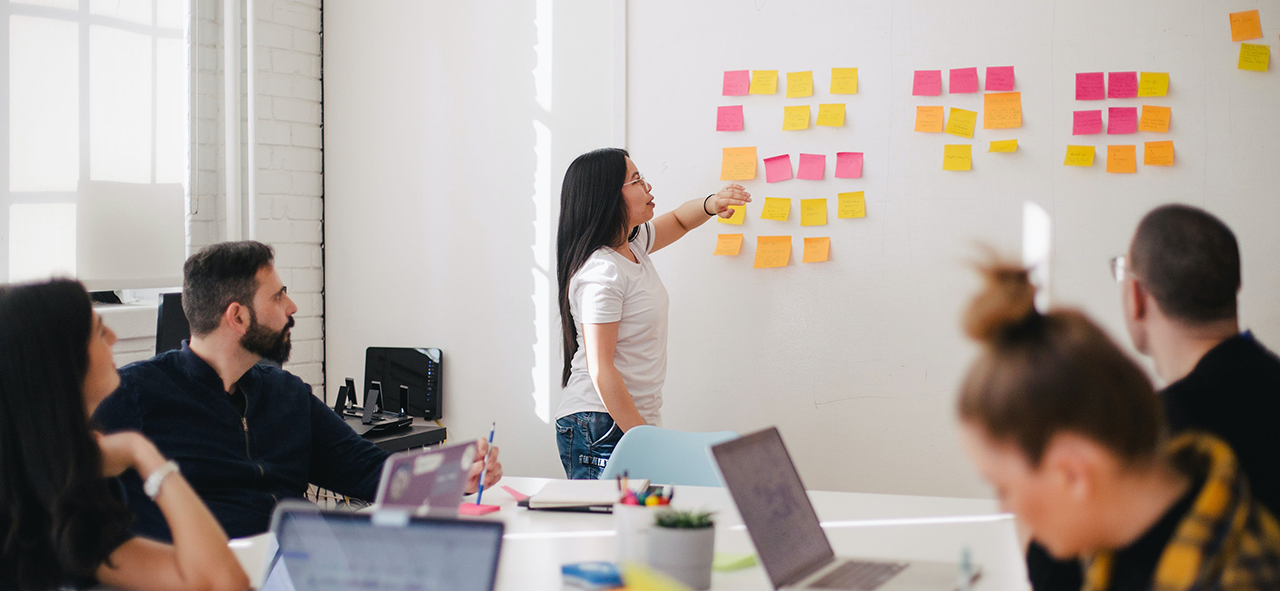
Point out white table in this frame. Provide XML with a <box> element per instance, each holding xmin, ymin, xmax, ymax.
<box><xmin>232</xmin><ymin>476</ymin><xmax>1029</xmax><ymax>590</ymax></box>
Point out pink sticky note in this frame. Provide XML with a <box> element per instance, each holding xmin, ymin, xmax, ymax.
<box><xmin>716</xmin><ymin>105</ymin><xmax>744</xmax><ymax>131</ymax></box>
<box><xmin>722</xmin><ymin>70</ymin><xmax>750</xmax><ymax>96</ymax></box>
<box><xmin>835</xmin><ymin>152</ymin><xmax>864</xmax><ymax>179</ymax></box>
<box><xmin>797</xmin><ymin>153</ymin><xmax>825</xmax><ymax>180</ymax></box>
<box><xmin>1108</xmin><ymin>72</ymin><xmax>1138</xmax><ymax>99</ymax></box>
<box><xmin>1108</xmin><ymin>107</ymin><xmax>1138</xmax><ymax>134</ymax></box>
<box><xmin>1073</xmin><ymin>110</ymin><xmax>1103</xmax><ymax>135</ymax></box>
<box><xmin>912</xmin><ymin>70</ymin><xmax>942</xmax><ymax>96</ymax></box>
<box><xmin>985</xmin><ymin>66</ymin><xmax>1015</xmax><ymax>91</ymax></box>
<box><xmin>1076</xmin><ymin>72</ymin><xmax>1105</xmax><ymax>100</ymax></box>
<box><xmin>949</xmin><ymin>67</ymin><xmax>979</xmax><ymax>94</ymax></box>
<box><xmin>764</xmin><ymin>154</ymin><xmax>793</xmax><ymax>183</ymax></box>
<box><xmin>458</xmin><ymin>503</ymin><xmax>500</xmax><ymax>516</ymax></box>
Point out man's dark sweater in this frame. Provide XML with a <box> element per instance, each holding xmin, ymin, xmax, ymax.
<box><xmin>1026</xmin><ymin>332</ymin><xmax>1280</xmax><ymax>590</ymax></box>
<box><xmin>93</xmin><ymin>343</ymin><xmax>389</xmax><ymax>541</ymax></box>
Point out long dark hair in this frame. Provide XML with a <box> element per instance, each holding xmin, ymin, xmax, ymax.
<box><xmin>0</xmin><ymin>279</ymin><xmax>132</xmax><ymax>589</ymax></box>
<box><xmin>557</xmin><ymin>148</ymin><xmax>635</xmax><ymax>387</ymax></box>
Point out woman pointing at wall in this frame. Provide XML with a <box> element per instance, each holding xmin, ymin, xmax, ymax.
<box><xmin>553</xmin><ymin>148</ymin><xmax>749</xmax><ymax>479</ymax></box>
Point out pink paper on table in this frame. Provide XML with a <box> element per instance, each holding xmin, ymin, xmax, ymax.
<box><xmin>797</xmin><ymin>153</ymin><xmax>825</xmax><ymax>180</ymax></box>
<box><xmin>949</xmin><ymin>67</ymin><xmax>979</xmax><ymax>93</ymax></box>
<box><xmin>912</xmin><ymin>70</ymin><xmax>942</xmax><ymax>96</ymax></box>
<box><xmin>716</xmin><ymin>105</ymin><xmax>744</xmax><ymax>131</ymax></box>
<box><xmin>1108</xmin><ymin>72</ymin><xmax>1138</xmax><ymax>99</ymax></box>
<box><xmin>764</xmin><ymin>154</ymin><xmax>793</xmax><ymax>183</ymax></box>
<box><xmin>1075</xmin><ymin>72</ymin><xmax>1105</xmax><ymax>100</ymax></box>
<box><xmin>1073</xmin><ymin>110</ymin><xmax>1103</xmax><ymax>135</ymax></box>
<box><xmin>985</xmin><ymin>66</ymin><xmax>1015</xmax><ymax>91</ymax></box>
<box><xmin>458</xmin><ymin>503</ymin><xmax>500</xmax><ymax>516</ymax></box>
<box><xmin>722</xmin><ymin>70</ymin><xmax>750</xmax><ymax>96</ymax></box>
<box><xmin>1108</xmin><ymin>107</ymin><xmax>1138</xmax><ymax>134</ymax></box>
<box><xmin>835</xmin><ymin>152</ymin><xmax>864</xmax><ymax>179</ymax></box>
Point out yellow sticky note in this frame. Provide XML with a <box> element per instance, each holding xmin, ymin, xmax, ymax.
<box><xmin>1239</xmin><ymin>43</ymin><xmax>1270</xmax><ymax>72</ymax></box>
<box><xmin>760</xmin><ymin>197</ymin><xmax>790</xmax><ymax>221</ymax></box>
<box><xmin>983</xmin><ymin>92</ymin><xmax>1022</xmax><ymax>130</ymax></box>
<box><xmin>1230</xmin><ymin>9</ymin><xmax>1263</xmax><ymax>42</ymax></box>
<box><xmin>816</xmin><ymin>104</ymin><xmax>845</xmax><ymax>127</ymax></box>
<box><xmin>622</xmin><ymin>563</ymin><xmax>696</xmax><ymax>591</ymax></box>
<box><xmin>749</xmin><ymin>70</ymin><xmax>778</xmax><ymax>95</ymax></box>
<box><xmin>1064</xmin><ymin>145</ymin><xmax>1095</xmax><ymax>167</ymax></box>
<box><xmin>720</xmin><ymin>147</ymin><xmax>757</xmax><ymax>181</ymax></box>
<box><xmin>1144</xmin><ymin>141</ymin><xmax>1175</xmax><ymax>166</ymax></box>
<box><xmin>838</xmin><ymin>192</ymin><xmax>866</xmax><ymax>219</ymax></box>
<box><xmin>800</xmin><ymin>198</ymin><xmax>827</xmax><ymax>226</ymax></box>
<box><xmin>1107</xmin><ymin>145</ymin><xmax>1137</xmax><ymax>173</ymax></box>
<box><xmin>718</xmin><ymin>204</ymin><xmax>746</xmax><ymax>225</ymax></box>
<box><xmin>1137</xmin><ymin>72</ymin><xmax>1169</xmax><ymax>97</ymax></box>
<box><xmin>831</xmin><ymin>68</ymin><xmax>858</xmax><ymax>94</ymax></box>
<box><xmin>786</xmin><ymin>71</ymin><xmax>814</xmax><ymax>98</ymax></box>
<box><xmin>783</xmin><ymin>105</ymin><xmax>811</xmax><ymax>131</ymax></box>
<box><xmin>915</xmin><ymin>106</ymin><xmax>945</xmax><ymax>132</ymax></box>
<box><xmin>944</xmin><ymin>108</ymin><xmax>977</xmax><ymax>138</ymax></box>
<box><xmin>803</xmin><ymin>237</ymin><xmax>830</xmax><ymax>263</ymax></box>
<box><xmin>943</xmin><ymin>144</ymin><xmax>972</xmax><ymax>171</ymax></box>
<box><xmin>1138</xmin><ymin>105</ymin><xmax>1171</xmax><ymax>132</ymax></box>
<box><xmin>988</xmin><ymin>139</ymin><xmax>1018</xmax><ymax>153</ymax></box>
<box><xmin>753</xmin><ymin>236</ymin><xmax>792</xmax><ymax>269</ymax></box>
<box><xmin>713</xmin><ymin>233</ymin><xmax>744</xmax><ymax>256</ymax></box>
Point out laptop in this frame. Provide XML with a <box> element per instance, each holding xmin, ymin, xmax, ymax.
<box><xmin>374</xmin><ymin>441</ymin><xmax>477</xmax><ymax>517</ymax></box>
<box><xmin>260</xmin><ymin>501</ymin><xmax>504</xmax><ymax>591</ymax></box>
<box><xmin>711</xmin><ymin>427</ymin><xmax>978</xmax><ymax>591</ymax></box>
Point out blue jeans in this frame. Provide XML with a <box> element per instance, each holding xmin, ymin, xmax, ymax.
<box><xmin>555</xmin><ymin>412</ymin><xmax>623</xmax><ymax>480</ymax></box>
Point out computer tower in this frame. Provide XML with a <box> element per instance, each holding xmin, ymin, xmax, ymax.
<box><xmin>363</xmin><ymin>347</ymin><xmax>443</xmax><ymax>420</ymax></box>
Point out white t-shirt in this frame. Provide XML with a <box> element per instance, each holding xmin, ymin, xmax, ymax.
<box><xmin>556</xmin><ymin>222</ymin><xmax>669</xmax><ymax>426</ymax></box>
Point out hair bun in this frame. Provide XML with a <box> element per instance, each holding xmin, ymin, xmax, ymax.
<box><xmin>963</xmin><ymin>261</ymin><xmax>1038</xmax><ymax>343</ymax></box>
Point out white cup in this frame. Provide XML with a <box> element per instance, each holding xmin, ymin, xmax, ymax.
<box><xmin>614</xmin><ymin>503</ymin><xmax>655</xmax><ymax>564</ymax></box>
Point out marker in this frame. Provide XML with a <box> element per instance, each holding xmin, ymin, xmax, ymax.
<box><xmin>475</xmin><ymin>422</ymin><xmax>496</xmax><ymax>505</ymax></box>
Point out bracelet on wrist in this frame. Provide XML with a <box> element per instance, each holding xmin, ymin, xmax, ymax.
<box><xmin>703</xmin><ymin>194</ymin><xmax>715</xmax><ymax>216</ymax></box>
<box><xmin>143</xmin><ymin>460</ymin><xmax>180</xmax><ymax>500</ymax></box>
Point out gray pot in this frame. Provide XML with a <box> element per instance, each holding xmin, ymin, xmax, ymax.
<box><xmin>647</xmin><ymin>524</ymin><xmax>715</xmax><ymax>590</ymax></box>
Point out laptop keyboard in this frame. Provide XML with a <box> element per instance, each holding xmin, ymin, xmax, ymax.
<box><xmin>809</xmin><ymin>560</ymin><xmax>910</xmax><ymax>590</ymax></box>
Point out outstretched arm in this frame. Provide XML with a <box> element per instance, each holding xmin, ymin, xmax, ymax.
<box><xmin>650</xmin><ymin>184</ymin><xmax>751</xmax><ymax>253</ymax></box>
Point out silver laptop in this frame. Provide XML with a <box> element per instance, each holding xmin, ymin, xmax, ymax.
<box><xmin>711</xmin><ymin>427</ymin><xmax>978</xmax><ymax>591</ymax></box>
<box><xmin>374</xmin><ymin>441</ymin><xmax>476</xmax><ymax>517</ymax></box>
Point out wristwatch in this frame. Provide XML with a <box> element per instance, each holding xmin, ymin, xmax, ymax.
<box><xmin>144</xmin><ymin>460</ymin><xmax>180</xmax><ymax>500</ymax></box>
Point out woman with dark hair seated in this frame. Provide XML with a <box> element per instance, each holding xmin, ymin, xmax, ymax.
<box><xmin>0</xmin><ymin>280</ymin><xmax>249</xmax><ymax>591</ymax></box>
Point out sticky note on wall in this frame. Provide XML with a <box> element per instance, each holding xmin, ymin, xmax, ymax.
<box><xmin>760</xmin><ymin>198</ymin><xmax>791</xmax><ymax>221</ymax></box>
<box><xmin>838</xmin><ymin>192</ymin><xmax>866</xmax><ymax>218</ymax></box>
<box><xmin>1076</xmin><ymin>72</ymin><xmax>1105</xmax><ymax>100</ymax></box>
<box><xmin>985</xmin><ymin>66</ymin><xmax>1015</xmax><ymax>91</ymax></box>
<box><xmin>983</xmin><ymin>92</ymin><xmax>1022</xmax><ymax>129</ymax></box>
<box><xmin>816</xmin><ymin>104</ymin><xmax>846</xmax><ymax>127</ymax></box>
<box><xmin>716</xmin><ymin>105</ymin><xmax>744</xmax><ymax>131</ymax></box>
<box><xmin>753</xmin><ymin>236</ymin><xmax>791</xmax><ymax>268</ymax></box>
<box><xmin>720</xmin><ymin>147</ymin><xmax>757</xmax><ymax>180</ymax></box>
<box><xmin>713</xmin><ymin>234</ymin><xmax>743</xmax><ymax>256</ymax></box>
<box><xmin>1230</xmin><ymin>9</ymin><xmax>1263</xmax><ymax>42</ymax></box>
<box><xmin>1109</xmin><ymin>72</ymin><xmax>1138</xmax><ymax>99</ymax></box>
<box><xmin>1064</xmin><ymin>145</ymin><xmax>1095</xmax><ymax>167</ymax></box>
<box><xmin>1144</xmin><ymin>141</ymin><xmax>1174</xmax><ymax>166</ymax></box>
<box><xmin>764</xmin><ymin>154</ymin><xmax>793</xmax><ymax>183</ymax></box>
<box><xmin>797</xmin><ymin>154</ymin><xmax>825</xmax><ymax>180</ymax></box>
<box><xmin>988</xmin><ymin>140</ymin><xmax>1018</xmax><ymax>152</ymax></box>
<box><xmin>950</xmin><ymin>67</ymin><xmax>979</xmax><ymax>94</ymax></box>
<box><xmin>750</xmin><ymin>70</ymin><xmax>778</xmax><ymax>95</ymax></box>
<box><xmin>723</xmin><ymin>70</ymin><xmax>750</xmax><ymax>96</ymax></box>
<box><xmin>1074</xmin><ymin>110</ymin><xmax>1103</xmax><ymax>135</ymax></box>
<box><xmin>1138</xmin><ymin>106</ymin><xmax>1171</xmax><ymax>132</ymax></box>
<box><xmin>800</xmin><ymin>198</ymin><xmax>827</xmax><ymax>226</ymax></box>
<box><xmin>915</xmin><ymin>106</ymin><xmax>945</xmax><ymax>132</ymax></box>
<box><xmin>786</xmin><ymin>71</ymin><xmax>814</xmax><ymax>98</ymax></box>
<box><xmin>803</xmin><ymin>237</ymin><xmax>830</xmax><ymax>263</ymax></box>
<box><xmin>943</xmin><ymin>144</ymin><xmax>972</xmax><ymax>171</ymax></box>
<box><xmin>1108</xmin><ymin>107</ymin><xmax>1138</xmax><ymax>135</ymax></box>
<box><xmin>830</xmin><ymin>68</ymin><xmax>858</xmax><ymax>94</ymax></box>
<box><xmin>1239</xmin><ymin>43</ymin><xmax>1270</xmax><ymax>72</ymax></box>
<box><xmin>1137</xmin><ymin>72</ymin><xmax>1169</xmax><ymax>97</ymax></box>
<box><xmin>718</xmin><ymin>204</ymin><xmax>746</xmax><ymax>225</ymax></box>
<box><xmin>945</xmin><ymin>108</ymin><xmax>977</xmax><ymax>138</ymax></box>
<box><xmin>783</xmin><ymin>105</ymin><xmax>811</xmax><ymax>130</ymax></box>
<box><xmin>835</xmin><ymin>152</ymin><xmax>863</xmax><ymax>178</ymax></box>
<box><xmin>913</xmin><ymin>70</ymin><xmax>942</xmax><ymax>96</ymax></box>
<box><xmin>1107</xmin><ymin>145</ymin><xmax>1136</xmax><ymax>173</ymax></box>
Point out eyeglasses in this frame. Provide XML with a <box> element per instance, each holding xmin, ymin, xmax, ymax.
<box><xmin>623</xmin><ymin>173</ymin><xmax>650</xmax><ymax>190</ymax></box>
<box><xmin>1109</xmin><ymin>255</ymin><xmax>1127</xmax><ymax>283</ymax></box>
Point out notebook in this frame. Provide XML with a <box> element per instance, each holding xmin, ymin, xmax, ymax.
<box><xmin>523</xmin><ymin>478</ymin><xmax>650</xmax><ymax>512</ymax></box>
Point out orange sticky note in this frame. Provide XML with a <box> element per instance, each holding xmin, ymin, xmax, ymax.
<box><xmin>720</xmin><ymin>147</ymin><xmax>757</xmax><ymax>180</ymax></box>
<box><xmin>1064</xmin><ymin>145</ymin><xmax>1095</xmax><ymax>167</ymax></box>
<box><xmin>753</xmin><ymin>236</ymin><xmax>791</xmax><ymax>269</ymax></box>
<box><xmin>783</xmin><ymin>105</ymin><xmax>811</xmax><ymax>131</ymax></box>
<box><xmin>718</xmin><ymin>204</ymin><xmax>746</xmax><ymax>225</ymax></box>
<box><xmin>1230</xmin><ymin>9</ymin><xmax>1263</xmax><ymax>42</ymax></box>
<box><xmin>837</xmin><ymin>192</ymin><xmax>866</xmax><ymax>219</ymax></box>
<box><xmin>830</xmin><ymin>68</ymin><xmax>858</xmax><ymax>94</ymax></box>
<box><xmin>944</xmin><ymin>108</ymin><xmax>978</xmax><ymax>138</ymax></box>
<box><xmin>786</xmin><ymin>71</ymin><xmax>814</xmax><ymax>98</ymax></box>
<box><xmin>1144</xmin><ymin>141</ymin><xmax>1175</xmax><ymax>166</ymax></box>
<box><xmin>1138</xmin><ymin>106</ymin><xmax>1171</xmax><ymax>132</ymax></box>
<box><xmin>713</xmin><ymin>234</ymin><xmax>744</xmax><ymax>256</ymax></box>
<box><xmin>915</xmin><ymin>106</ymin><xmax>945</xmax><ymax>132</ymax></box>
<box><xmin>1239</xmin><ymin>43</ymin><xmax>1270</xmax><ymax>71</ymax></box>
<box><xmin>803</xmin><ymin>237</ymin><xmax>830</xmax><ymax>263</ymax></box>
<box><xmin>983</xmin><ymin>92</ymin><xmax>1022</xmax><ymax>129</ymax></box>
<box><xmin>800</xmin><ymin>198</ymin><xmax>827</xmax><ymax>226</ymax></box>
<box><xmin>749</xmin><ymin>70</ymin><xmax>778</xmax><ymax>95</ymax></box>
<box><xmin>1107</xmin><ymin>145</ymin><xmax>1137</xmax><ymax>173</ymax></box>
<box><xmin>1137</xmin><ymin>72</ymin><xmax>1169</xmax><ymax>97</ymax></box>
<box><xmin>943</xmin><ymin>144</ymin><xmax>972</xmax><ymax>171</ymax></box>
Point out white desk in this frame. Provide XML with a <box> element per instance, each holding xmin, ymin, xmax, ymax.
<box><xmin>233</xmin><ymin>476</ymin><xmax>1030</xmax><ymax>590</ymax></box>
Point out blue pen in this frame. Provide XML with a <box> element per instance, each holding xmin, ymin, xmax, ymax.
<box><xmin>475</xmin><ymin>422</ymin><xmax>496</xmax><ymax>505</ymax></box>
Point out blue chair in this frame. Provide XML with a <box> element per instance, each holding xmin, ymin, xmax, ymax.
<box><xmin>599</xmin><ymin>426</ymin><xmax>739</xmax><ymax>487</ymax></box>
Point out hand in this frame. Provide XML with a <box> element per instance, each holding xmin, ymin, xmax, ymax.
<box><xmin>710</xmin><ymin>184</ymin><xmax>751</xmax><ymax>218</ymax></box>
<box><xmin>96</xmin><ymin>431</ymin><xmax>163</xmax><ymax>478</ymax></box>
<box><xmin>464</xmin><ymin>438</ymin><xmax>503</xmax><ymax>495</ymax></box>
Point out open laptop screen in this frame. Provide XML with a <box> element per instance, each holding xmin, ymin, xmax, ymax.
<box><xmin>712</xmin><ymin>427</ymin><xmax>835</xmax><ymax>588</ymax></box>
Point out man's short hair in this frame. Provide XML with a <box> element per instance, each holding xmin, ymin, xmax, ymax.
<box><xmin>182</xmin><ymin>241</ymin><xmax>275</xmax><ymax>336</ymax></box>
<box><xmin>1130</xmin><ymin>204</ymin><xmax>1240</xmax><ymax>324</ymax></box>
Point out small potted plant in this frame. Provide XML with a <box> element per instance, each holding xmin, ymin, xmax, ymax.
<box><xmin>647</xmin><ymin>509</ymin><xmax>716</xmax><ymax>590</ymax></box>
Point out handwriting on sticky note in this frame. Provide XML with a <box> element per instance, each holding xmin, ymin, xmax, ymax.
<box><xmin>1144</xmin><ymin>141</ymin><xmax>1174</xmax><ymax>166</ymax></box>
<box><xmin>835</xmin><ymin>152</ymin><xmax>864</xmax><ymax>178</ymax></box>
<box><xmin>720</xmin><ymin>147</ymin><xmax>757</xmax><ymax>181</ymax></box>
<box><xmin>760</xmin><ymin>197</ymin><xmax>791</xmax><ymax>221</ymax></box>
<box><xmin>983</xmin><ymin>92</ymin><xmax>1022</xmax><ymax>129</ymax></box>
<box><xmin>1239</xmin><ymin>43</ymin><xmax>1270</xmax><ymax>72</ymax></box>
<box><xmin>1137</xmin><ymin>72</ymin><xmax>1169</xmax><ymax>97</ymax></box>
<box><xmin>753</xmin><ymin>236</ymin><xmax>791</xmax><ymax>269</ymax></box>
<box><xmin>750</xmin><ymin>70</ymin><xmax>778</xmax><ymax>95</ymax></box>
<box><xmin>764</xmin><ymin>154</ymin><xmax>793</xmax><ymax>183</ymax></box>
<box><xmin>713</xmin><ymin>234</ymin><xmax>744</xmax><ymax>256</ymax></box>
<box><xmin>800</xmin><ymin>198</ymin><xmax>827</xmax><ymax>226</ymax></box>
<box><xmin>913</xmin><ymin>70</ymin><xmax>942</xmax><ymax>96</ymax></box>
<box><xmin>786</xmin><ymin>71</ymin><xmax>814</xmax><ymax>98</ymax></box>
<box><xmin>915</xmin><ymin>106</ymin><xmax>945</xmax><ymax>132</ymax></box>
<box><xmin>945</xmin><ymin>108</ymin><xmax>977</xmax><ymax>138</ymax></box>
<box><xmin>797</xmin><ymin>154</ymin><xmax>825</xmax><ymax>180</ymax></box>
<box><xmin>838</xmin><ymin>192</ymin><xmax>866</xmax><ymax>219</ymax></box>
<box><xmin>1138</xmin><ymin>106</ymin><xmax>1171</xmax><ymax>133</ymax></box>
<box><xmin>718</xmin><ymin>204</ymin><xmax>746</xmax><ymax>225</ymax></box>
<box><xmin>943</xmin><ymin>144</ymin><xmax>972</xmax><ymax>171</ymax></box>
<box><xmin>1074</xmin><ymin>110</ymin><xmax>1103</xmax><ymax>135</ymax></box>
<box><xmin>1064</xmin><ymin>146</ymin><xmax>1095</xmax><ymax>167</ymax></box>
<box><xmin>803</xmin><ymin>237</ymin><xmax>830</xmax><ymax>263</ymax></box>
<box><xmin>783</xmin><ymin>105</ymin><xmax>811</xmax><ymax>131</ymax></box>
<box><xmin>723</xmin><ymin>70</ymin><xmax>750</xmax><ymax>96</ymax></box>
<box><xmin>985</xmin><ymin>66</ymin><xmax>1015</xmax><ymax>91</ymax></box>
<box><xmin>1108</xmin><ymin>72</ymin><xmax>1138</xmax><ymax>98</ymax></box>
<box><xmin>950</xmin><ymin>67</ymin><xmax>979</xmax><ymax>94</ymax></box>
<box><xmin>716</xmin><ymin>106</ymin><xmax>744</xmax><ymax>132</ymax></box>
<box><xmin>1230</xmin><ymin>9</ymin><xmax>1263</xmax><ymax>42</ymax></box>
<box><xmin>1108</xmin><ymin>107</ymin><xmax>1138</xmax><ymax>135</ymax></box>
<box><xmin>1076</xmin><ymin>72</ymin><xmax>1105</xmax><ymax>100</ymax></box>
<box><xmin>831</xmin><ymin>68</ymin><xmax>858</xmax><ymax>94</ymax></box>
<box><xmin>988</xmin><ymin>139</ymin><xmax>1018</xmax><ymax>153</ymax></box>
<box><xmin>816</xmin><ymin>104</ymin><xmax>845</xmax><ymax>127</ymax></box>
<box><xmin>1107</xmin><ymin>145</ymin><xmax>1136</xmax><ymax>173</ymax></box>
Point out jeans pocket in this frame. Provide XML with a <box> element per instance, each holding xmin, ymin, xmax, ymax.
<box><xmin>554</xmin><ymin>418</ymin><xmax>575</xmax><ymax>478</ymax></box>
<box><xmin>586</xmin><ymin>413</ymin><xmax>623</xmax><ymax>454</ymax></box>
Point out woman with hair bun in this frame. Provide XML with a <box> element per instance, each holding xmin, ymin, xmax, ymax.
<box><xmin>956</xmin><ymin>262</ymin><xmax>1280</xmax><ymax>591</ymax></box>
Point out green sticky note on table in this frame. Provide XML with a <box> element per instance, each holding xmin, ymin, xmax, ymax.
<box><xmin>713</xmin><ymin>552</ymin><xmax>759</xmax><ymax>572</ymax></box>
